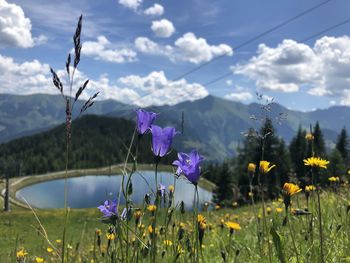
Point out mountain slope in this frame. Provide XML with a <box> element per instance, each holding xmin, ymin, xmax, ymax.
<box><xmin>0</xmin><ymin>115</ymin><xmax>177</xmax><ymax>175</ymax></box>
<box><xmin>0</xmin><ymin>94</ymin><xmax>131</xmax><ymax>142</ymax></box>
<box><xmin>1</xmin><ymin>94</ymin><xmax>349</xmax><ymax>161</ymax></box>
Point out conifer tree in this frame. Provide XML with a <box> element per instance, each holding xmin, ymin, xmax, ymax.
<box><xmin>213</xmin><ymin>161</ymin><xmax>234</xmax><ymax>205</ymax></box>
<box><xmin>313</xmin><ymin>121</ymin><xmax>326</xmax><ymax>157</ymax></box>
<box><xmin>329</xmin><ymin>148</ymin><xmax>346</xmax><ymax>179</ymax></box>
<box><xmin>289</xmin><ymin>126</ymin><xmax>307</xmax><ymax>180</ymax></box>
<box><xmin>336</xmin><ymin>127</ymin><xmax>349</xmax><ymax>163</ymax></box>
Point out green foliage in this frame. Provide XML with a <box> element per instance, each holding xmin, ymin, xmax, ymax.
<box><xmin>289</xmin><ymin>126</ymin><xmax>308</xmax><ymax>180</ymax></box>
<box><xmin>0</xmin><ymin>115</ymin><xmax>176</xmax><ymax>176</ymax></box>
<box><xmin>336</xmin><ymin>127</ymin><xmax>349</xmax><ymax>164</ymax></box>
<box><xmin>213</xmin><ymin>161</ymin><xmax>234</xmax><ymax>205</ymax></box>
<box><xmin>328</xmin><ymin>148</ymin><xmax>346</xmax><ymax>177</ymax></box>
<box><xmin>313</xmin><ymin>121</ymin><xmax>326</xmax><ymax>157</ymax></box>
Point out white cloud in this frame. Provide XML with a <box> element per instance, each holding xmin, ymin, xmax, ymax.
<box><xmin>82</xmin><ymin>36</ymin><xmax>137</xmax><ymax>64</ymax></box>
<box><xmin>144</xmin><ymin>4</ymin><xmax>164</xmax><ymax>16</ymax></box>
<box><xmin>135</xmin><ymin>33</ymin><xmax>233</xmax><ymax>64</ymax></box>
<box><xmin>118</xmin><ymin>71</ymin><xmax>209</xmax><ymax>106</ymax></box>
<box><xmin>0</xmin><ymin>0</ymin><xmax>46</xmax><ymax>48</ymax></box>
<box><xmin>118</xmin><ymin>0</ymin><xmax>142</xmax><ymax>10</ymax></box>
<box><xmin>0</xmin><ymin>54</ymin><xmax>207</xmax><ymax>106</ymax></box>
<box><xmin>233</xmin><ymin>36</ymin><xmax>350</xmax><ymax>105</ymax></box>
<box><xmin>174</xmin><ymin>33</ymin><xmax>233</xmax><ymax>64</ymax></box>
<box><xmin>151</xmin><ymin>19</ymin><xmax>175</xmax><ymax>38</ymax></box>
<box><xmin>224</xmin><ymin>91</ymin><xmax>253</xmax><ymax>102</ymax></box>
<box><xmin>226</xmin><ymin>80</ymin><xmax>233</xmax><ymax>86</ymax></box>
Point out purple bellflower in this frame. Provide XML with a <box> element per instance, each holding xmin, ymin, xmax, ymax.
<box><xmin>98</xmin><ymin>199</ymin><xmax>118</xmax><ymax>218</ymax></box>
<box><xmin>136</xmin><ymin>109</ymin><xmax>157</xmax><ymax>135</ymax></box>
<box><xmin>173</xmin><ymin>150</ymin><xmax>204</xmax><ymax>185</ymax></box>
<box><xmin>151</xmin><ymin>125</ymin><xmax>178</xmax><ymax>157</ymax></box>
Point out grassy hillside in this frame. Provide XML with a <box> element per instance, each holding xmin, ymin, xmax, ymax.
<box><xmin>1</xmin><ymin>187</ymin><xmax>349</xmax><ymax>262</ymax></box>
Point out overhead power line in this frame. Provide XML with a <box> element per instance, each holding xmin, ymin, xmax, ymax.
<box><xmin>172</xmin><ymin>0</ymin><xmax>333</xmax><ymax>81</ymax></box>
<box><xmin>124</xmin><ymin>0</ymin><xmax>334</xmax><ymax>109</ymax></box>
<box><xmin>204</xmin><ymin>16</ymin><xmax>350</xmax><ymax>87</ymax></box>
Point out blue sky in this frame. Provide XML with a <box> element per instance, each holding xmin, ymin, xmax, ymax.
<box><xmin>1</xmin><ymin>0</ymin><xmax>350</xmax><ymax>111</ymax></box>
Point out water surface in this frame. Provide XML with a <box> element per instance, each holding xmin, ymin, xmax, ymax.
<box><xmin>16</xmin><ymin>171</ymin><xmax>212</xmax><ymax>209</ymax></box>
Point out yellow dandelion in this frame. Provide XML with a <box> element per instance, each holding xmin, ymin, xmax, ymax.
<box><xmin>305</xmin><ymin>185</ymin><xmax>315</xmax><ymax>192</ymax></box>
<box><xmin>247</xmin><ymin>163</ymin><xmax>256</xmax><ymax>173</ymax></box>
<box><xmin>197</xmin><ymin>214</ymin><xmax>206</xmax><ymax>224</ymax></box>
<box><xmin>46</xmin><ymin>247</ymin><xmax>53</xmax><ymax>253</ymax></box>
<box><xmin>35</xmin><ymin>257</ymin><xmax>44</xmax><ymax>263</ymax></box>
<box><xmin>259</xmin><ymin>160</ymin><xmax>276</xmax><ymax>174</ymax></box>
<box><xmin>303</xmin><ymin>157</ymin><xmax>329</xmax><ymax>169</ymax></box>
<box><xmin>147</xmin><ymin>204</ymin><xmax>157</xmax><ymax>212</ymax></box>
<box><xmin>95</xmin><ymin>229</ymin><xmax>102</xmax><ymax>236</ymax></box>
<box><xmin>164</xmin><ymin>240</ymin><xmax>173</xmax><ymax>246</ymax></box>
<box><xmin>275</xmin><ymin>207</ymin><xmax>283</xmax><ymax>213</ymax></box>
<box><xmin>16</xmin><ymin>248</ymin><xmax>28</xmax><ymax>259</ymax></box>
<box><xmin>266</xmin><ymin>206</ymin><xmax>272</xmax><ymax>214</ymax></box>
<box><xmin>134</xmin><ymin>210</ymin><xmax>142</xmax><ymax>219</ymax></box>
<box><xmin>168</xmin><ymin>185</ymin><xmax>174</xmax><ymax>193</ymax></box>
<box><xmin>305</xmin><ymin>133</ymin><xmax>314</xmax><ymax>141</ymax></box>
<box><xmin>283</xmin><ymin>183</ymin><xmax>302</xmax><ymax>196</ymax></box>
<box><xmin>225</xmin><ymin>221</ymin><xmax>241</xmax><ymax>231</ymax></box>
<box><xmin>106</xmin><ymin>233</ymin><xmax>116</xmax><ymax>240</ymax></box>
<box><xmin>55</xmin><ymin>239</ymin><xmax>62</xmax><ymax>243</ymax></box>
<box><xmin>148</xmin><ymin>225</ymin><xmax>154</xmax><ymax>234</ymax></box>
<box><xmin>328</xmin><ymin>176</ymin><xmax>340</xmax><ymax>182</ymax></box>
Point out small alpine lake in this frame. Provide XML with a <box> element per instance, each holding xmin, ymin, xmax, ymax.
<box><xmin>15</xmin><ymin>171</ymin><xmax>213</xmax><ymax>209</ymax></box>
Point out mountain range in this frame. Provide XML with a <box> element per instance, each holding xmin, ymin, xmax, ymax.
<box><xmin>0</xmin><ymin>93</ymin><xmax>348</xmax><ymax>161</ymax></box>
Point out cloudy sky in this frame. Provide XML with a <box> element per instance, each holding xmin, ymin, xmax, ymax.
<box><xmin>1</xmin><ymin>0</ymin><xmax>350</xmax><ymax>111</ymax></box>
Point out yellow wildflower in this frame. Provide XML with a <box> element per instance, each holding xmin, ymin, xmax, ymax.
<box><xmin>164</xmin><ymin>240</ymin><xmax>173</xmax><ymax>246</ymax></box>
<box><xmin>232</xmin><ymin>201</ymin><xmax>238</xmax><ymax>207</ymax></box>
<box><xmin>106</xmin><ymin>233</ymin><xmax>116</xmax><ymax>240</ymax></box>
<box><xmin>16</xmin><ymin>248</ymin><xmax>28</xmax><ymax>259</ymax></box>
<box><xmin>266</xmin><ymin>206</ymin><xmax>272</xmax><ymax>214</ymax></box>
<box><xmin>198</xmin><ymin>214</ymin><xmax>207</xmax><ymax>230</ymax></box>
<box><xmin>35</xmin><ymin>257</ymin><xmax>44</xmax><ymax>263</ymax></box>
<box><xmin>275</xmin><ymin>207</ymin><xmax>283</xmax><ymax>213</ymax></box>
<box><xmin>328</xmin><ymin>176</ymin><xmax>340</xmax><ymax>182</ymax></box>
<box><xmin>147</xmin><ymin>204</ymin><xmax>157</xmax><ymax>212</ymax></box>
<box><xmin>283</xmin><ymin>183</ymin><xmax>302</xmax><ymax>196</ymax></box>
<box><xmin>55</xmin><ymin>239</ymin><xmax>62</xmax><ymax>243</ymax></box>
<box><xmin>305</xmin><ymin>133</ymin><xmax>314</xmax><ymax>141</ymax></box>
<box><xmin>148</xmin><ymin>225</ymin><xmax>154</xmax><ymax>234</ymax></box>
<box><xmin>247</xmin><ymin>163</ymin><xmax>256</xmax><ymax>173</ymax></box>
<box><xmin>303</xmin><ymin>157</ymin><xmax>329</xmax><ymax>169</ymax></box>
<box><xmin>134</xmin><ymin>210</ymin><xmax>142</xmax><ymax>219</ymax></box>
<box><xmin>305</xmin><ymin>185</ymin><xmax>315</xmax><ymax>192</ymax></box>
<box><xmin>168</xmin><ymin>185</ymin><xmax>174</xmax><ymax>193</ymax></box>
<box><xmin>225</xmin><ymin>221</ymin><xmax>241</xmax><ymax>231</ymax></box>
<box><xmin>259</xmin><ymin>161</ymin><xmax>276</xmax><ymax>174</ymax></box>
<box><xmin>215</xmin><ymin>204</ymin><xmax>220</xmax><ymax>210</ymax></box>
<box><xmin>198</xmin><ymin>214</ymin><xmax>206</xmax><ymax>224</ymax></box>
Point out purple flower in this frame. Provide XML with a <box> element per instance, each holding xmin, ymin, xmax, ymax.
<box><xmin>98</xmin><ymin>199</ymin><xmax>118</xmax><ymax>217</ymax></box>
<box><xmin>172</xmin><ymin>150</ymin><xmax>204</xmax><ymax>185</ymax></box>
<box><xmin>151</xmin><ymin>125</ymin><xmax>178</xmax><ymax>157</ymax></box>
<box><xmin>136</xmin><ymin>109</ymin><xmax>157</xmax><ymax>135</ymax></box>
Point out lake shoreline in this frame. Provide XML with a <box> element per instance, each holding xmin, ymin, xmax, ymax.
<box><xmin>3</xmin><ymin>164</ymin><xmax>216</xmax><ymax>209</ymax></box>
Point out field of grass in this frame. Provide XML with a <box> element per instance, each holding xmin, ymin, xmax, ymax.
<box><xmin>2</xmin><ymin>182</ymin><xmax>350</xmax><ymax>262</ymax></box>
